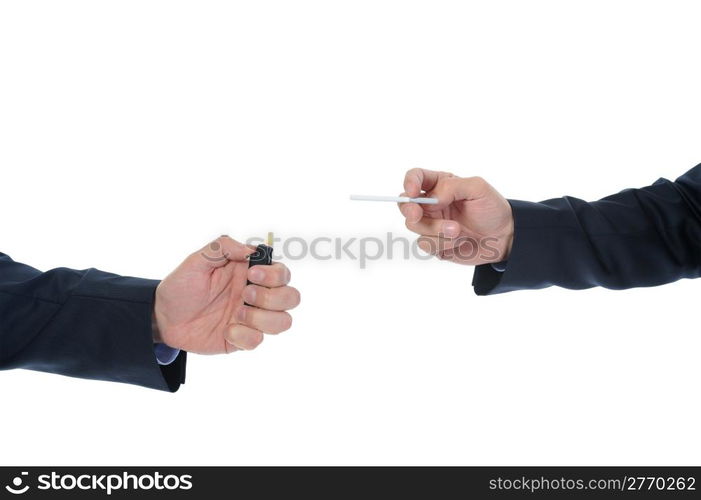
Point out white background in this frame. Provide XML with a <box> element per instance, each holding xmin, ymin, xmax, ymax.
<box><xmin>1</xmin><ymin>0</ymin><xmax>699</xmax><ymax>466</ymax></box>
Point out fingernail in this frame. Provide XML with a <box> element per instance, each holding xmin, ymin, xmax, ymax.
<box><xmin>443</xmin><ymin>222</ymin><xmax>460</xmax><ymax>237</ymax></box>
<box><xmin>243</xmin><ymin>286</ymin><xmax>256</xmax><ymax>303</ymax></box>
<box><xmin>249</xmin><ymin>267</ymin><xmax>264</xmax><ymax>282</ymax></box>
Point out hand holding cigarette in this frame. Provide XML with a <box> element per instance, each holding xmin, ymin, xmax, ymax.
<box><xmin>398</xmin><ymin>169</ymin><xmax>514</xmax><ymax>265</ymax></box>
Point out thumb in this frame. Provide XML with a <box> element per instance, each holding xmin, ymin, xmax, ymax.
<box><xmin>190</xmin><ymin>235</ymin><xmax>255</xmax><ymax>271</ymax></box>
<box><xmin>431</xmin><ymin>176</ymin><xmax>491</xmax><ymax>205</ymax></box>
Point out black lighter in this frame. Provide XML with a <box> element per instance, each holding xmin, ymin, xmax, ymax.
<box><xmin>246</xmin><ymin>233</ymin><xmax>274</xmax><ymax>299</ymax></box>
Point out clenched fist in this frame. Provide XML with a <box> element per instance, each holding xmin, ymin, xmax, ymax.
<box><xmin>153</xmin><ymin>236</ymin><xmax>300</xmax><ymax>354</ymax></box>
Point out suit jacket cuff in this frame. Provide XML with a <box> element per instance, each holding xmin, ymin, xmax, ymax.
<box><xmin>60</xmin><ymin>273</ymin><xmax>186</xmax><ymax>392</ymax></box>
<box><xmin>472</xmin><ymin>199</ymin><xmax>567</xmax><ymax>295</ymax></box>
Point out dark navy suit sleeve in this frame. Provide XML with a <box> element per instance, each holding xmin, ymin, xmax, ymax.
<box><xmin>473</xmin><ymin>164</ymin><xmax>701</xmax><ymax>295</ymax></box>
<box><xmin>0</xmin><ymin>255</ymin><xmax>186</xmax><ymax>391</ymax></box>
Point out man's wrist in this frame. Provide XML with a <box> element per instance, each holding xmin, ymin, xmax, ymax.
<box><xmin>501</xmin><ymin>213</ymin><xmax>515</xmax><ymax>261</ymax></box>
<box><xmin>152</xmin><ymin>310</ymin><xmax>181</xmax><ymax>366</ymax></box>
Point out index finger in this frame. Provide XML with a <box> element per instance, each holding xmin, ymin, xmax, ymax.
<box><xmin>403</xmin><ymin>168</ymin><xmax>451</xmax><ymax>197</ymax></box>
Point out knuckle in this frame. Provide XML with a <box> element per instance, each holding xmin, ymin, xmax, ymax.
<box><xmin>437</xmin><ymin>176</ymin><xmax>454</xmax><ymax>189</ymax></box>
<box><xmin>469</xmin><ymin>176</ymin><xmax>487</xmax><ymax>189</ymax></box>
<box><xmin>258</xmin><ymin>287</ymin><xmax>272</xmax><ymax>309</ymax></box>
<box><xmin>188</xmin><ymin>251</ymin><xmax>205</xmax><ymax>264</ymax></box>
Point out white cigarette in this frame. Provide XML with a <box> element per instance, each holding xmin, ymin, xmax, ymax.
<box><xmin>350</xmin><ymin>195</ymin><xmax>439</xmax><ymax>205</ymax></box>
